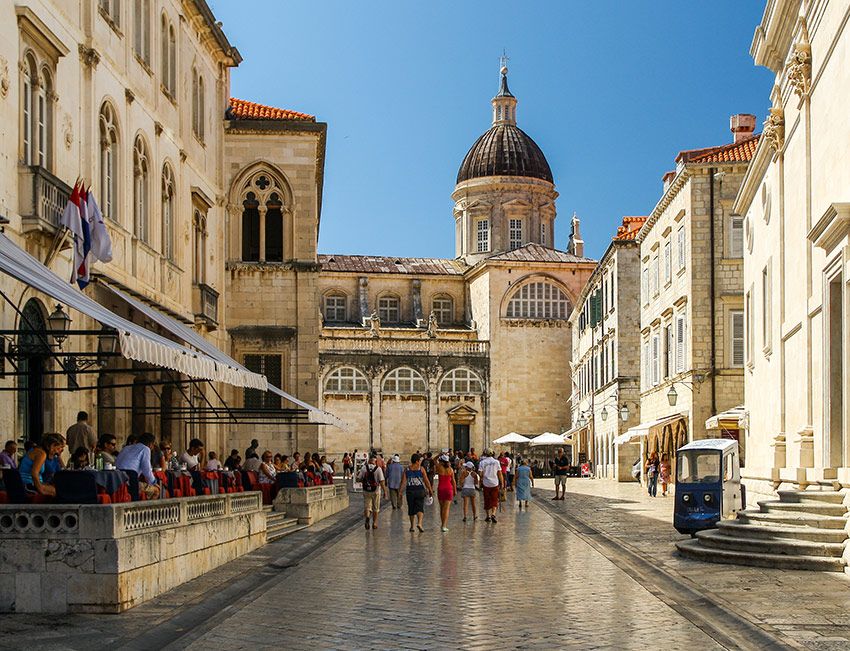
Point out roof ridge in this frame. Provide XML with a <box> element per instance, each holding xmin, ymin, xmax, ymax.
<box><xmin>227</xmin><ymin>97</ymin><xmax>315</xmax><ymax>122</ymax></box>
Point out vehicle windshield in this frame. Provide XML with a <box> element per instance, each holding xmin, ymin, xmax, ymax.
<box><xmin>677</xmin><ymin>450</ymin><xmax>721</xmax><ymax>484</ymax></box>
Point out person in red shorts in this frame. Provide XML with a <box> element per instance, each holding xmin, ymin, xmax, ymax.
<box><xmin>478</xmin><ymin>449</ymin><xmax>504</xmax><ymax>523</ymax></box>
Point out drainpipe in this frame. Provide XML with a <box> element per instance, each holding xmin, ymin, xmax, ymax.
<box><xmin>709</xmin><ymin>168</ymin><xmax>717</xmax><ymax>416</ymax></box>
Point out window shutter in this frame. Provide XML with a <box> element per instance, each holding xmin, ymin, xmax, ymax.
<box><xmin>651</xmin><ymin>336</ymin><xmax>659</xmax><ymax>385</ymax></box>
<box><xmin>730</xmin><ymin>216</ymin><xmax>744</xmax><ymax>257</ymax></box>
<box><xmin>675</xmin><ymin>317</ymin><xmax>685</xmax><ymax>373</ymax></box>
<box><xmin>731</xmin><ymin>311</ymin><xmax>745</xmax><ymax>366</ymax></box>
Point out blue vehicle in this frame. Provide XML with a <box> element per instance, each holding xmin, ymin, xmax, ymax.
<box><xmin>674</xmin><ymin>439</ymin><xmax>745</xmax><ymax>536</ymax></box>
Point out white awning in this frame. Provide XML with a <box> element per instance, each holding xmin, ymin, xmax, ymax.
<box><xmin>705</xmin><ymin>405</ymin><xmax>747</xmax><ymax>431</ymax></box>
<box><xmin>96</xmin><ymin>278</ymin><xmax>346</xmax><ymax>429</ymax></box>
<box><xmin>0</xmin><ymin>234</ymin><xmax>265</xmax><ymax>390</ymax></box>
<box><xmin>613</xmin><ymin>413</ymin><xmax>686</xmax><ymax>446</ymax></box>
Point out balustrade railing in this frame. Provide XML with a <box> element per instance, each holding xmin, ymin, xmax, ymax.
<box><xmin>320</xmin><ymin>336</ymin><xmax>488</xmax><ymax>356</ymax></box>
<box><xmin>18</xmin><ymin>165</ymin><xmax>72</xmax><ymax>234</ymax></box>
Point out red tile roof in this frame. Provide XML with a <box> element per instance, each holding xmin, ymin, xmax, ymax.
<box><xmin>319</xmin><ymin>254</ymin><xmax>467</xmax><ymax>275</ymax></box>
<box><xmin>677</xmin><ymin>134</ymin><xmax>760</xmax><ymax>165</ymax></box>
<box><xmin>614</xmin><ymin>216</ymin><xmax>647</xmax><ymax>241</ymax></box>
<box><xmin>486</xmin><ymin>242</ymin><xmax>594</xmax><ymax>263</ymax></box>
<box><xmin>227</xmin><ymin>97</ymin><xmax>315</xmax><ymax>122</ymax></box>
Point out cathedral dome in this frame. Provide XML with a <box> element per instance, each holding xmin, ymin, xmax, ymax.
<box><xmin>456</xmin><ymin>124</ymin><xmax>553</xmax><ymax>184</ymax></box>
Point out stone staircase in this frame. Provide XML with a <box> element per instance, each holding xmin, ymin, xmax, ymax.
<box><xmin>264</xmin><ymin>506</ymin><xmax>308</xmax><ymax>542</ymax></box>
<box><xmin>676</xmin><ymin>489</ymin><xmax>849</xmax><ymax>571</ymax></box>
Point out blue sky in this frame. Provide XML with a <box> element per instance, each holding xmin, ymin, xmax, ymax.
<box><xmin>209</xmin><ymin>1</ymin><xmax>774</xmax><ymax>260</ymax></box>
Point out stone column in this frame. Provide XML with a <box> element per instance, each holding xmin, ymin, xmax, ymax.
<box><xmin>258</xmin><ymin>206</ymin><xmax>267</xmax><ymax>262</ymax></box>
<box><xmin>369</xmin><ymin>371</ymin><xmax>382</xmax><ymax>452</ymax></box>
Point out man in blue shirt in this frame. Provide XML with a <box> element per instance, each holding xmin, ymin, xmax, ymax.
<box><xmin>116</xmin><ymin>432</ymin><xmax>161</xmax><ymax>499</ymax></box>
<box><xmin>385</xmin><ymin>454</ymin><xmax>405</xmax><ymax>509</ymax></box>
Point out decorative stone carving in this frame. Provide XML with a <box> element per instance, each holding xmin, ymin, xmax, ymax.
<box><xmin>786</xmin><ymin>41</ymin><xmax>812</xmax><ymax>99</ymax></box>
<box><xmin>761</xmin><ymin>107</ymin><xmax>785</xmax><ymax>152</ymax></box>
<box><xmin>78</xmin><ymin>44</ymin><xmax>100</xmax><ymax>68</ymax></box>
<box><xmin>426</xmin><ymin>311</ymin><xmax>438</xmax><ymax>338</ymax></box>
<box><xmin>367</xmin><ymin>311</ymin><xmax>381</xmax><ymax>338</ymax></box>
<box><xmin>63</xmin><ymin>113</ymin><xmax>73</xmax><ymax>149</ymax></box>
<box><xmin>0</xmin><ymin>56</ymin><xmax>9</xmax><ymax>98</ymax></box>
<box><xmin>125</xmin><ymin>88</ymin><xmax>135</xmax><ymax>104</ymax></box>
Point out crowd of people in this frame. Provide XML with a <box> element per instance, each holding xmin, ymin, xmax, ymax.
<box><xmin>353</xmin><ymin>448</ymin><xmax>535</xmax><ymax>532</ymax></box>
<box><xmin>0</xmin><ymin>412</ymin><xmax>337</xmax><ymax>501</ymax></box>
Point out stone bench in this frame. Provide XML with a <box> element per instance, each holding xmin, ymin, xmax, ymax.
<box><xmin>0</xmin><ymin>492</ymin><xmax>265</xmax><ymax>613</ymax></box>
<box><xmin>273</xmin><ymin>483</ymin><xmax>349</xmax><ymax>525</ymax></box>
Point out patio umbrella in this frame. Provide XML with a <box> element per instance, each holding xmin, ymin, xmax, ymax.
<box><xmin>493</xmin><ymin>432</ymin><xmax>531</xmax><ymax>444</ymax></box>
<box><xmin>529</xmin><ymin>432</ymin><xmax>566</xmax><ymax>446</ymax></box>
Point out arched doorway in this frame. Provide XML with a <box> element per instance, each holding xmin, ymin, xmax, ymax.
<box><xmin>17</xmin><ymin>298</ymin><xmax>50</xmax><ymax>444</ymax></box>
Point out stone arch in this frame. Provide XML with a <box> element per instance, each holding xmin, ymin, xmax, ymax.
<box><xmin>323</xmin><ymin>365</ymin><xmax>370</xmax><ymax>394</ymax></box>
<box><xmin>439</xmin><ymin>367</ymin><xmax>484</xmax><ymax>395</ymax></box>
<box><xmin>17</xmin><ymin>297</ymin><xmax>52</xmax><ymax>443</ymax></box>
<box><xmin>381</xmin><ymin>366</ymin><xmax>427</xmax><ymax>395</ymax></box>
<box><xmin>228</xmin><ymin>163</ymin><xmax>294</xmax><ymax>263</ymax></box>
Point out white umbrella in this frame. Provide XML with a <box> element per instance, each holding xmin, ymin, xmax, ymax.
<box><xmin>530</xmin><ymin>432</ymin><xmax>566</xmax><ymax>446</ymax></box>
<box><xmin>494</xmin><ymin>432</ymin><xmax>531</xmax><ymax>445</ymax></box>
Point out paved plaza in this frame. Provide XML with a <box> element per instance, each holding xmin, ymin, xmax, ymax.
<box><xmin>3</xmin><ymin>480</ymin><xmax>850</xmax><ymax>650</ymax></box>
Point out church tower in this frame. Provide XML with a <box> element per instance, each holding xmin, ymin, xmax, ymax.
<box><xmin>452</xmin><ymin>61</ymin><xmax>558</xmax><ymax>264</ymax></box>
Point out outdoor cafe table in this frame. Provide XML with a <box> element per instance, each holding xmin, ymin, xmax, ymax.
<box><xmin>55</xmin><ymin>469</ymin><xmax>131</xmax><ymax>502</ymax></box>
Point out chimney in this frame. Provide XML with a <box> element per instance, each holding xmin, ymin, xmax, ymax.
<box><xmin>730</xmin><ymin>113</ymin><xmax>756</xmax><ymax>143</ymax></box>
<box><xmin>662</xmin><ymin>170</ymin><xmax>676</xmax><ymax>193</ymax></box>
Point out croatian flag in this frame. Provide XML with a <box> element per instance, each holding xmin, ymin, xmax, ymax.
<box><xmin>59</xmin><ymin>183</ymin><xmax>88</xmax><ymax>287</ymax></box>
<box><xmin>76</xmin><ymin>186</ymin><xmax>92</xmax><ymax>288</ymax></box>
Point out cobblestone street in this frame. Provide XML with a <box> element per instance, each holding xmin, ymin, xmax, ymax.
<box><xmin>3</xmin><ymin>480</ymin><xmax>850</xmax><ymax>650</ymax></box>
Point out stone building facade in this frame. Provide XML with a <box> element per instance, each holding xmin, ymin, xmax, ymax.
<box><xmin>316</xmin><ymin>67</ymin><xmax>595</xmax><ymax>456</ymax></box>
<box><xmin>733</xmin><ymin>0</ymin><xmax>850</xmax><ymax>501</ymax></box>
<box><xmin>0</xmin><ymin>0</ymin><xmax>329</xmax><ymax>457</ymax></box>
<box><xmin>569</xmin><ymin>216</ymin><xmax>645</xmax><ymax>480</ymax></box>
<box><xmin>635</xmin><ymin>117</ymin><xmax>757</xmax><ymax>470</ymax></box>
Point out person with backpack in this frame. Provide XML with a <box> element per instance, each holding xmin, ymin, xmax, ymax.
<box><xmin>358</xmin><ymin>453</ymin><xmax>387</xmax><ymax>529</ymax></box>
<box><xmin>404</xmin><ymin>453</ymin><xmax>433</xmax><ymax>532</ymax></box>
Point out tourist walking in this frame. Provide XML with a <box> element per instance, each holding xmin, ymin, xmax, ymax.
<box><xmin>403</xmin><ymin>453</ymin><xmax>433</xmax><ymax>532</ymax></box>
<box><xmin>435</xmin><ymin>454</ymin><xmax>457</xmax><ymax>532</ymax></box>
<box><xmin>660</xmin><ymin>453</ymin><xmax>671</xmax><ymax>497</ymax></box>
<box><xmin>514</xmin><ymin>458</ymin><xmax>533</xmax><ymax>509</ymax></box>
<box><xmin>342</xmin><ymin>452</ymin><xmax>352</xmax><ymax>479</ymax></box>
<box><xmin>386</xmin><ymin>454</ymin><xmax>405</xmax><ymax>509</ymax></box>
<box><xmin>478</xmin><ymin>449</ymin><xmax>504</xmax><ymax>523</ymax></box>
<box><xmin>646</xmin><ymin>452</ymin><xmax>660</xmax><ymax>497</ymax></box>
<box><xmin>552</xmin><ymin>447</ymin><xmax>569</xmax><ymax>500</ymax></box>
<box><xmin>459</xmin><ymin>461</ymin><xmax>479</xmax><ymax>521</ymax></box>
<box><xmin>358</xmin><ymin>454</ymin><xmax>387</xmax><ymax>530</ymax></box>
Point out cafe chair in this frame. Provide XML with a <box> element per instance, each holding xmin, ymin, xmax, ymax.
<box><xmin>2</xmin><ymin>468</ymin><xmax>52</xmax><ymax>504</ymax></box>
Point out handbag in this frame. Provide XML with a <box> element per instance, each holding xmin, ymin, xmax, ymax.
<box><xmin>425</xmin><ymin>495</ymin><xmax>434</xmax><ymax>506</ymax></box>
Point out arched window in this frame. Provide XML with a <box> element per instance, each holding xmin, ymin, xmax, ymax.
<box><xmin>133</xmin><ymin>0</ymin><xmax>151</xmax><ymax>64</ymax></box>
<box><xmin>506</xmin><ymin>280</ymin><xmax>571</xmax><ymax>319</ymax></box>
<box><xmin>383</xmin><ymin>367</ymin><xmax>426</xmax><ymax>394</ymax></box>
<box><xmin>325</xmin><ymin>367</ymin><xmax>369</xmax><ymax>393</ymax></box>
<box><xmin>238</xmin><ymin>171</ymin><xmax>288</xmax><ymax>263</ymax></box>
<box><xmin>324</xmin><ymin>292</ymin><xmax>347</xmax><ymax>322</ymax></box>
<box><xmin>133</xmin><ymin>136</ymin><xmax>149</xmax><ymax>242</ymax></box>
<box><xmin>99</xmin><ymin>102</ymin><xmax>119</xmax><ymax>220</ymax></box>
<box><xmin>36</xmin><ymin>68</ymin><xmax>51</xmax><ymax>168</ymax></box>
<box><xmin>193</xmin><ymin>209</ymin><xmax>207</xmax><ymax>284</ymax></box>
<box><xmin>99</xmin><ymin>0</ymin><xmax>121</xmax><ymax>26</ymax></box>
<box><xmin>192</xmin><ymin>69</ymin><xmax>205</xmax><ymax>141</ymax></box>
<box><xmin>161</xmin><ymin>163</ymin><xmax>175</xmax><ymax>259</ymax></box>
<box><xmin>21</xmin><ymin>53</ymin><xmax>35</xmax><ymax>165</ymax></box>
<box><xmin>431</xmin><ymin>295</ymin><xmax>454</xmax><ymax>324</ymax></box>
<box><xmin>440</xmin><ymin>368</ymin><xmax>483</xmax><ymax>394</ymax></box>
<box><xmin>378</xmin><ymin>295</ymin><xmax>400</xmax><ymax>324</ymax></box>
<box><xmin>161</xmin><ymin>15</ymin><xmax>176</xmax><ymax>97</ymax></box>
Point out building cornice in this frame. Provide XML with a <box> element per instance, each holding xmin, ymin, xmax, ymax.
<box><xmin>733</xmin><ymin>135</ymin><xmax>774</xmax><ymax>215</ymax></box>
<box><xmin>751</xmin><ymin>0</ymin><xmax>802</xmax><ymax>73</ymax></box>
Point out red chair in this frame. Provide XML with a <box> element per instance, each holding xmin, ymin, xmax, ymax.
<box><xmin>258</xmin><ymin>482</ymin><xmax>277</xmax><ymax>505</ymax></box>
<box><xmin>243</xmin><ymin>471</ymin><xmax>260</xmax><ymax>491</ymax></box>
<box><xmin>0</xmin><ymin>490</ymin><xmax>8</xmax><ymax>504</ymax></box>
<box><xmin>3</xmin><ymin>469</ymin><xmax>53</xmax><ymax>504</ymax></box>
<box><xmin>154</xmin><ymin>470</ymin><xmax>178</xmax><ymax>498</ymax></box>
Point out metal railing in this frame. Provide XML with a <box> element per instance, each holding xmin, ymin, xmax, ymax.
<box><xmin>19</xmin><ymin>165</ymin><xmax>72</xmax><ymax>234</ymax></box>
<box><xmin>319</xmin><ymin>336</ymin><xmax>489</xmax><ymax>356</ymax></box>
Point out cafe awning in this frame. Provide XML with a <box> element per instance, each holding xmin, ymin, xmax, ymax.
<box><xmin>613</xmin><ymin>413</ymin><xmax>686</xmax><ymax>446</ymax></box>
<box><xmin>705</xmin><ymin>405</ymin><xmax>747</xmax><ymax>431</ymax></box>
<box><xmin>96</xmin><ymin>277</ymin><xmax>346</xmax><ymax>429</ymax></box>
<box><xmin>0</xmin><ymin>233</ymin><xmax>266</xmax><ymax>389</ymax></box>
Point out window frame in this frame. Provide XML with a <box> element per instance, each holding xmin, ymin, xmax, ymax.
<box><xmin>323</xmin><ymin>293</ymin><xmax>348</xmax><ymax>322</ymax></box>
<box><xmin>509</xmin><ymin>218</ymin><xmax>523</xmax><ymax>250</ymax></box>
<box><xmin>377</xmin><ymin>295</ymin><xmax>401</xmax><ymax>324</ymax></box>
<box><xmin>431</xmin><ymin>295</ymin><xmax>454</xmax><ymax>325</ymax></box>
<box><xmin>133</xmin><ymin>135</ymin><xmax>150</xmax><ymax>243</ymax></box>
<box><xmin>677</xmin><ymin>225</ymin><xmax>687</xmax><ymax>271</ymax></box>
<box><xmin>505</xmin><ymin>280</ymin><xmax>571</xmax><ymax>320</ymax></box>
<box><xmin>730</xmin><ymin>309</ymin><xmax>745</xmax><ymax>368</ymax></box>
<box><xmin>762</xmin><ymin>262</ymin><xmax>772</xmax><ymax>354</ymax></box>
<box><xmin>161</xmin><ymin>163</ymin><xmax>175</xmax><ymax>259</ymax></box>
<box><xmin>476</xmin><ymin>219</ymin><xmax>489</xmax><ymax>253</ymax></box>
<box><xmin>325</xmin><ymin>366</ymin><xmax>369</xmax><ymax>394</ymax></box>
<box><xmin>99</xmin><ymin>102</ymin><xmax>119</xmax><ymax>221</ymax></box>
<box><xmin>439</xmin><ymin>368</ymin><xmax>484</xmax><ymax>395</ymax></box>
<box><xmin>382</xmin><ymin>367</ymin><xmax>427</xmax><ymax>395</ymax></box>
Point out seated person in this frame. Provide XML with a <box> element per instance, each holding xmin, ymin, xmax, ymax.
<box><xmin>178</xmin><ymin>439</ymin><xmax>204</xmax><ymax>471</ymax></box>
<box><xmin>0</xmin><ymin>440</ymin><xmax>18</xmax><ymax>469</ymax></box>
<box><xmin>124</xmin><ymin>433</ymin><xmax>139</xmax><ymax>447</ymax></box>
<box><xmin>223</xmin><ymin>449</ymin><xmax>241</xmax><ymax>471</ymax></box>
<box><xmin>206</xmin><ymin>451</ymin><xmax>222</xmax><ymax>471</ymax></box>
<box><xmin>20</xmin><ymin>433</ymin><xmax>66</xmax><ymax>497</ymax></box>
<box><xmin>70</xmin><ymin>446</ymin><xmax>90</xmax><ymax>470</ymax></box>
<box><xmin>258</xmin><ymin>451</ymin><xmax>277</xmax><ymax>484</ymax></box>
<box><xmin>320</xmin><ymin>455</ymin><xmax>334</xmax><ymax>475</ymax></box>
<box><xmin>243</xmin><ymin>451</ymin><xmax>263</xmax><ymax>473</ymax></box>
<box><xmin>43</xmin><ymin>444</ymin><xmax>64</xmax><ymax>481</ymax></box>
<box><xmin>96</xmin><ymin>433</ymin><xmax>118</xmax><ymax>466</ymax></box>
<box><xmin>115</xmin><ymin>432</ymin><xmax>161</xmax><ymax>499</ymax></box>
<box><xmin>151</xmin><ymin>440</ymin><xmax>172</xmax><ymax>471</ymax></box>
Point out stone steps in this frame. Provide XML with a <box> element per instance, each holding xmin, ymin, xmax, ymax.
<box><xmin>738</xmin><ymin>510</ymin><xmax>848</xmax><ymax>529</ymax></box>
<box><xmin>676</xmin><ymin>539</ymin><xmax>846</xmax><ymax>572</ymax></box>
<box><xmin>677</xmin><ymin>489</ymin><xmax>848</xmax><ymax>571</ymax></box>
<box><xmin>757</xmin><ymin>499</ymin><xmax>848</xmax><ymax>517</ymax></box>
<box><xmin>716</xmin><ymin>519</ymin><xmax>847</xmax><ymax>543</ymax></box>
<box><xmin>265</xmin><ymin>510</ymin><xmax>308</xmax><ymax>542</ymax></box>
<box><xmin>695</xmin><ymin>529</ymin><xmax>845</xmax><ymax>557</ymax></box>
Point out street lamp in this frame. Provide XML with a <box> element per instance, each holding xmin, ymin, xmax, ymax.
<box><xmin>577</xmin><ymin>415</ymin><xmax>587</xmax><ymax>428</ymax></box>
<box><xmin>47</xmin><ymin>304</ymin><xmax>72</xmax><ymax>347</ymax></box>
<box><xmin>96</xmin><ymin>326</ymin><xmax>119</xmax><ymax>366</ymax></box>
<box><xmin>600</xmin><ymin>406</ymin><xmax>608</xmax><ymax>421</ymax></box>
<box><xmin>667</xmin><ymin>385</ymin><xmax>678</xmax><ymax>407</ymax></box>
<box><xmin>619</xmin><ymin>404</ymin><xmax>630</xmax><ymax>421</ymax></box>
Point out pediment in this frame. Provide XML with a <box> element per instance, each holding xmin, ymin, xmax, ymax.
<box><xmin>446</xmin><ymin>403</ymin><xmax>478</xmax><ymax>417</ymax></box>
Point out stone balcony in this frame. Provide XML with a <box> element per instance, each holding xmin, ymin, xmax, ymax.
<box><xmin>18</xmin><ymin>165</ymin><xmax>72</xmax><ymax>237</ymax></box>
<box><xmin>320</xmin><ymin>331</ymin><xmax>489</xmax><ymax>357</ymax></box>
<box><xmin>193</xmin><ymin>282</ymin><xmax>219</xmax><ymax>328</ymax></box>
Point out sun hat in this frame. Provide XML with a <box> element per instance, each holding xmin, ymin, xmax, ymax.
<box><xmin>392</xmin><ymin>454</ymin><xmax>400</xmax><ymax>462</ymax></box>
<box><xmin>464</xmin><ymin>461</ymin><xmax>474</xmax><ymax>469</ymax></box>
<box><xmin>439</xmin><ymin>454</ymin><xmax>449</xmax><ymax>462</ymax></box>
